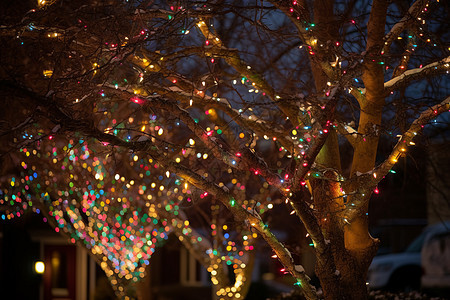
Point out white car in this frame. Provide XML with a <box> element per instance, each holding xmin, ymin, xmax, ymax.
<box><xmin>367</xmin><ymin>221</ymin><xmax>450</xmax><ymax>291</ymax></box>
<box><xmin>421</xmin><ymin>228</ymin><xmax>450</xmax><ymax>289</ymax></box>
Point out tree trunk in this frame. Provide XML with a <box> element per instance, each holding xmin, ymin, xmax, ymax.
<box><xmin>318</xmin><ymin>260</ymin><xmax>369</xmax><ymax>300</ymax></box>
<box><xmin>135</xmin><ymin>269</ymin><xmax>152</xmax><ymax>300</ymax></box>
<box><xmin>314</xmin><ymin>1</ymin><xmax>388</xmax><ymax>298</ymax></box>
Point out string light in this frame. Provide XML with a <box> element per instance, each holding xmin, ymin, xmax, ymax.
<box><xmin>1</xmin><ymin>1</ymin><xmax>448</xmax><ymax>297</ymax></box>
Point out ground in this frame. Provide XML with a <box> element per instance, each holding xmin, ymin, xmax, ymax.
<box><xmin>268</xmin><ymin>290</ymin><xmax>449</xmax><ymax>300</ymax></box>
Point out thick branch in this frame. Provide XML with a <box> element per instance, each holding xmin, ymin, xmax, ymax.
<box><xmin>106</xmin><ymin>86</ymin><xmax>237</xmax><ymax>168</ymax></box>
<box><xmin>195</xmin><ymin>20</ymin><xmax>299</xmax><ymax>124</ymax></box>
<box><xmin>269</xmin><ymin>0</ymin><xmax>337</xmax><ymax>81</ymax></box>
<box><xmin>357</xmin><ymin>96</ymin><xmax>450</xmax><ymax>189</ymax></box>
<box><xmin>384</xmin><ymin>56</ymin><xmax>450</xmax><ymax>94</ymax></box>
<box><xmin>384</xmin><ymin>0</ymin><xmax>430</xmax><ymax>51</ymax></box>
<box><xmin>121</xmin><ymin>71</ymin><xmax>295</xmax><ymax>152</ymax></box>
<box><xmin>335</xmin><ymin>122</ymin><xmax>358</xmax><ymax>148</ymax></box>
<box><xmin>292</xmin><ymin>97</ymin><xmax>338</xmax><ymax>190</ymax></box>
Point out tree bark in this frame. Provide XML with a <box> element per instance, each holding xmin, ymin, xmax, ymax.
<box><xmin>306</xmin><ymin>1</ymin><xmax>388</xmax><ymax>299</ymax></box>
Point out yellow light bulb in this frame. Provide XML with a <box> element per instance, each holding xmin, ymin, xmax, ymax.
<box><xmin>35</xmin><ymin>261</ymin><xmax>45</xmax><ymax>274</ymax></box>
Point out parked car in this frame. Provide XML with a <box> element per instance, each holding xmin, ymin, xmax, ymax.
<box><xmin>421</xmin><ymin>230</ymin><xmax>450</xmax><ymax>289</ymax></box>
<box><xmin>367</xmin><ymin>221</ymin><xmax>450</xmax><ymax>291</ymax></box>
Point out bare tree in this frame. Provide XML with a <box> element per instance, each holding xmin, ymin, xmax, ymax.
<box><xmin>0</xmin><ymin>0</ymin><xmax>449</xmax><ymax>299</ymax></box>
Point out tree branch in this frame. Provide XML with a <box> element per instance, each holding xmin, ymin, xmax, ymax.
<box><xmin>358</xmin><ymin>95</ymin><xmax>450</xmax><ymax>190</ymax></box>
<box><xmin>384</xmin><ymin>56</ymin><xmax>450</xmax><ymax>94</ymax></box>
<box><xmin>335</xmin><ymin>122</ymin><xmax>358</xmax><ymax>148</ymax></box>
<box><xmin>2</xmin><ymin>79</ymin><xmax>318</xmax><ymax>299</ymax></box>
<box><xmin>195</xmin><ymin>19</ymin><xmax>300</xmax><ymax>124</ymax></box>
<box><xmin>383</xmin><ymin>0</ymin><xmax>430</xmax><ymax>51</ymax></box>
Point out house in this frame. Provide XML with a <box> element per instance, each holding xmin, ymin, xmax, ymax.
<box><xmin>0</xmin><ymin>213</ymin><xmax>213</xmax><ymax>300</ymax></box>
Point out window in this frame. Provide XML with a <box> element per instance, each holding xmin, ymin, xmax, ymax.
<box><xmin>180</xmin><ymin>248</ymin><xmax>207</xmax><ymax>286</ymax></box>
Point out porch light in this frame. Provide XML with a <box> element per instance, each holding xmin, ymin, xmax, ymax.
<box><xmin>35</xmin><ymin>261</ymin><xmax>45</xmax><ymax>274</ymax></box>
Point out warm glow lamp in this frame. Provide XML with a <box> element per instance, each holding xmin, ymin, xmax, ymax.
<box><xmin>35</xmin><ymin>261</ymin><xmax>45</xmax><ymax>274</ymax></box>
